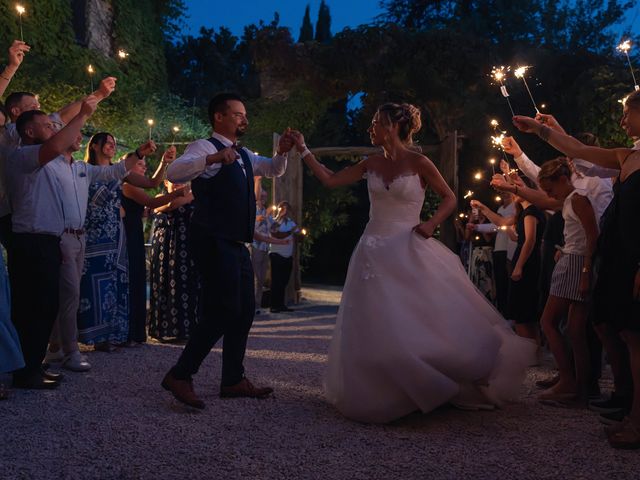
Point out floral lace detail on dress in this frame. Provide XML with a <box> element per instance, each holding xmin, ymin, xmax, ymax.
<box><xmin>360</xmin><ymin>234</ymin><xmax>386</xmax><ymax>280</ymax></box>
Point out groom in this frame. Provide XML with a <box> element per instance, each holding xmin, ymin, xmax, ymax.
<box><xmin>162</xmin><ymin>93</ymin><xmax>295</xmax><ymax>408</ymax></box>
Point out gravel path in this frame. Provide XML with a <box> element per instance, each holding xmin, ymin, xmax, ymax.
<box><xmin>1</xmin><ymin>287</ymin><xmax>638</xmax><ymax>479</ymax></box>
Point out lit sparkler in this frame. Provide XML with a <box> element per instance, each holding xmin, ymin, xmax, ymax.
<box><xmin>463</xmin><ymin>190</ymin><xmax>474</xmax><ymax>199</ymax></box>
<box><xmin>617</xmin><ymin>40</ymin><xmax>639</xmax><ymax>91</ymax></box>
<box><xmin>514</xmin><ymin>66</ymin><xmax>540</xmax><ymax>114</ymax></box>
<box><xmin>87</xmin><ymin>64</ymin><xmax>95</xmax><ymax>92</ymax></box>
<box><xmin>491</xmin><ymin>66</ymin><xmax>515</xmax><ymax>116</ymax></box>
<box><xmin>15</xmin><ymin>4</ymin><xmax>25</xmax><ymax>42</ymax></box>
<box><xmin>171</xmin><ymin>125</ymin><xmax>180</xmax><ymax>144</ymax></box>
<box><xmin>147</xmin><ymin>118</ymin><xmax>154</xmax><ymax>141</ymax></box>
<box><xmin>117</xmin><ymin>49</ymin><xmax>129</xmax><ymax>60</ymax></box>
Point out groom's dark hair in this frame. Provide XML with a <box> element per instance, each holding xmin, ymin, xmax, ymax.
<box><xmin>208</xmin><ymin>93</ymin><xmax>243</xmax><ymax>124</ymax></box>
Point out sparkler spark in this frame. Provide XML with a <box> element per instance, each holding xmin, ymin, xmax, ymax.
<box><xmin>617</xmin><ymin>39</ymin><xmax>639</xmax><ymax>91</ymax></box>
<box><xmin>117</xmin><ymin>49</ymin><xmax>129</xmax><ymax>59</ymax></box>
<box><xmin>463</xmin><ymin>190</ymin><xmax>474</xmax><ymax>199</ymax></box>
<box><xmin>491</xmin><ymin>66</ymin><xmax>515</xmax><ymax>116</ymax></box>
<box><xmin>15</xmin><ymin>4</ymin><xmax>26</xmax><ymax>42</ymax></box>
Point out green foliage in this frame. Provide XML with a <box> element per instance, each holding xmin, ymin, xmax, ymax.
<box><xmin>299</xmin><ymin>4</ymin><xmax>314</xmax><ymax>43</ymax></box>
<box><xmin>314</xmin><ymin>0</ymin><xmax>332</xmax><ymax>43</ymax></box>
<box><xmin>0</xmin><ymin>0</ymin><xmax>206</xmax><ymax>163</ymax></box>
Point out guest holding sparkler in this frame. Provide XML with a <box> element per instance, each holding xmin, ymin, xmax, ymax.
<box><xmin>472</xmin><ymin>176</ymin><xmax>545</xmax><ymax>345</ymax></box>
<box><xmin>513</xmin><ymin>90</ymin><xmax>640</xmax><ymax>449</ymax></box>
<box><xmin>121</xmin><ymin>145</ymin><xmax>187</xmax><ymax>345</ymax></box>
<box><xmin>534</xmin><ymin>159</ymin><xmax>599</xmax><ymax>406</ymax></box>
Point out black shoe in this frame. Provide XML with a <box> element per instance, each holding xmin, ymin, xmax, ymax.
<box><xmin>13</xmin><ymin>374</ymin><xmax>60</xmax><ymax>390</ymax></box>
<box><xmin>40</xmin><ymin>367</ymin><xmax>64</xmax><ymax>382</ymax></box>
<box><xmin>589</xmin><ymin>393</ymin><xmax>630</xmax><ymax>414</ymax></box>
<box><xmin>599</xmin><ymin>410</ymin><xmax>627</xmax><ymax>426</ymax></box>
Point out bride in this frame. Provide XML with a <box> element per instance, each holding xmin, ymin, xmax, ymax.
<box><xmin>292</xmin><ymin>103</ymin><xmax>535</xmax><ymax>423</ymax></box>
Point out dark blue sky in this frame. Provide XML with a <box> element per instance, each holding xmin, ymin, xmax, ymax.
<box><xmin>183</xmin><ymin>0</ymin><xmax>384</xmax><ymax>37</ymax></box>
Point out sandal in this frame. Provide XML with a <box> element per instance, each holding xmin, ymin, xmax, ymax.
<box><xmin>607</xmin><ymin>419</ymin><xmax>640</xmax><ymax>450</ymax></box>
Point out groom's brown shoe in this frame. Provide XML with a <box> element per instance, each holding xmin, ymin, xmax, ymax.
<box><xmin>220</xmin><ymin>378</ymin><xmax>273</xmax><ymax>399</ymax></box>
<box><xmin>161</xmin><ymin>372</ymin><xmax>205</xmax><ymax>409</ymax></box>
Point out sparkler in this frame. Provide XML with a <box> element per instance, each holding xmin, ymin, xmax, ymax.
<box><xmin>514</xmin><ymin>66</ymin><xmax>540</xmax><ymax>114</ymax></box>
<box><xmin>490</xmin><ymin>119</ymin><xmax>510</xmax><ymax>165</ymax></box>
<box><xmin>491</xmin><ymin>66</ymin><xmax>515</xmax><ymax>116</ymax></box>
<box><xmin>489</xmin><ymin>158</ymin><xmax>496</xmax><ymax>175</ymax></box>
<box><xmin>463</xmin><ymin>190</ymin><xmax>474</xmax><ymax>200</ymax></box>
<box><xmin>301</xmin><ymin>228</ymin><xmax>308</xmax><ymax>236</ymax></box>
<box><xmin>617</xmin><ymin>40</ymin><xmax>639</xmax><ymax>91</ymax></box>
<box><xmin>495</xmin><ymin>196</ymin><xmax>502</xmax><ymax>203</ymax></box>
<box><xmin>15</xmin><ymin>4</ymin><xmax>25</xmax><ymax>42</ymax></box>
<box><xmin>87</xmin><ymin>64</ymin><xmax>95</xmax><ymax>93</ymax></box>
<box><xmin>147</xmin><ymin>119</ymin><xmax>154</xmax><ymax>141</ymax></box>
<box><xmin>474</xmin><ymin>171</ymin><xmax>483</xmax><ymax>181</ymax></box>
<box><xmin>117</xmin><ymin>49</ymin><xmax>129</xmax><ymax>60</ymax></box>
<box><xmin>171</xmin><ymin>125</ymin><xmax>180</xmax><ymax>145</ymax></box>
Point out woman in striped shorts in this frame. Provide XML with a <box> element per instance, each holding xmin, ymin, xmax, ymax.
<box><xmin>536</xmin><ymin>158</ymin><xmax>599</xmax><ymax>405</ymax></box>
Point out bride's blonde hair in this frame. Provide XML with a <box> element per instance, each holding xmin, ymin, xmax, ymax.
<box><xmin>376</xmin><ymin>103</ymin><xmax>422</xmax><ymax>145</ymax></box>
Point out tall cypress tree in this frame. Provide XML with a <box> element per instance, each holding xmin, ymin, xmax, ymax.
<box><xmin>299</xmin><ymin>4</ymin><xmax>314</xmax><ymax>42</ymax></box>
<box><xmin>314</xmin><ymin>0</ymin><xmax>332</xmax><ymax>43</ymax></box>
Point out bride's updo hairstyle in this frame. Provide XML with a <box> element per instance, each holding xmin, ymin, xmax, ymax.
<box><xmin>377</xmin><ymin>103</ymin><xmax>422</xmax><ymax>144</ymax></box>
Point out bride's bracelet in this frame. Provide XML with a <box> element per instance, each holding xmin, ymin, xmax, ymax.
<box><xmin>300</xmin><ymin>145</ymin><xmax>312</xmax><ymax>158</ymax></box>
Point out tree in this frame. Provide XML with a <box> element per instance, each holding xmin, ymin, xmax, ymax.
<box><xmin>378</xmin><ymin>0</ymin><xmax>633</xmax><ymax>53</ymax></box>
<box><xmin>315</xmin><ymin>0</ymin><xmax>332</xmax><ymax>43</ymax></box>
<box><xmin>299</xmin><ymin>4</ymin><xmax>314</xmax><ymax>42</ymax></box>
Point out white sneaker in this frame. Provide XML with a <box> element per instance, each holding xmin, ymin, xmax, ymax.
<box><xmin>62</xmin><ymin>351</ymin><xmax>92</xmax><ymax>372</ymax></box>
<box><xmin>44</xmin><ymin>349</ymin><xmax>64</xmax><ymax>363</ymax></box>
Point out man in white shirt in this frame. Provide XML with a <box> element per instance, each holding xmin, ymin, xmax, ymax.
<box><xmin>6</xmin><ymin>95</ymin><xmax>105</xmax><ymax>389</ymax></box>
<box><xmin>161</xmin><ymin>93</ymin><xmax>296</xmax><ymax>408</ymax></box>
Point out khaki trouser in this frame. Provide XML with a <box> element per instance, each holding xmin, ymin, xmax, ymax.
<box><xmin>50</xmin><ymin>232</ymin><xmax>86</xmax><ymax>354</ymax></box>
<box><xmin>251</xmin><ymin>247</ymin><xmax>269</xmax><ymax>307</ymax></box>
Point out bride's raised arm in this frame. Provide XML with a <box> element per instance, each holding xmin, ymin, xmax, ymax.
<box><xmin>290</xmin><ymin>131</ymin><xmax>368</xmax><ymax>188</ymax></box>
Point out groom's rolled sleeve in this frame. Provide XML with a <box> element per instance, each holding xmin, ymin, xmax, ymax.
<box><xmin>167</xmin><ymin>139</ymin><xmax>216</xmax><ymax>183</ymax></box>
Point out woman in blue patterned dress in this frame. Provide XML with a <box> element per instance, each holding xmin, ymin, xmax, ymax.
<box><xmin>0</xmin><ymin>250</ymin><xmax>24</xmax><ymax>399</ymax></box>
<box><xmin>77</xmin><ymin>133</ymin><xmax>166</xmax><ymax>351</ymax></box>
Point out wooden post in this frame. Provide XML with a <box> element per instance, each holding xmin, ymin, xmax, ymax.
<box><xmin>272</xmin><ymin>133</ymin><xmax>303</xmax><ymax>304</ymax></box>
<box><xmin>436</xmin><ymin>131</ymin><xmax>459</xmax><ymax>252</ymax></box>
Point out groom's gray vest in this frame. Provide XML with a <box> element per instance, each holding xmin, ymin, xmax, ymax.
<box><xmin>190</xmin><ymin>137</ymin><xmax>256</xmax><ymax>243</ymax></box>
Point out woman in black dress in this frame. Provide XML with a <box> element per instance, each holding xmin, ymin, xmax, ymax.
<box><xmin>121</xmin><ymin>146</ymin><xmax>187</xmax><ymax>344</ymax></box>
<box><xmin>513</xmin><ymin>91</ymin><xmax>640</xmax><ymax>448</ymax></box>
<box><xmin>473</xmin><ymin>176</ymin><xmax>545</xmax><ymax>343</ymax></box>
<box><xmin>148</xmin><ymin>181</ymin><xmax>198</xmax><ymax>341</ymax></box>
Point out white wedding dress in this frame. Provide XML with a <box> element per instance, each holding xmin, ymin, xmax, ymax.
<box><xmin>324</xmin><ymin>172</ymin><xmax>535</xmax><ymax>423</ymax></box>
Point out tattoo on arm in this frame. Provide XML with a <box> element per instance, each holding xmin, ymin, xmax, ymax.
<box><xmin>537</xmin><ymin>125</ymin><xmax>551</xmax><ymax>142</ymax></box>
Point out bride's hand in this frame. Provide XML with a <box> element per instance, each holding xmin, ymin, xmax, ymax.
<box><xmin>413</xmin><ymin>221</ymin><xmax>435</xmax><ymax>240</ymax></box>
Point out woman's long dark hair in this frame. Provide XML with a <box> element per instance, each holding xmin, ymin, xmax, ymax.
<box><xmin>85</xmin><ymin>132</ymin><xmax>114</xmax><ymax>165</ymax></box>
